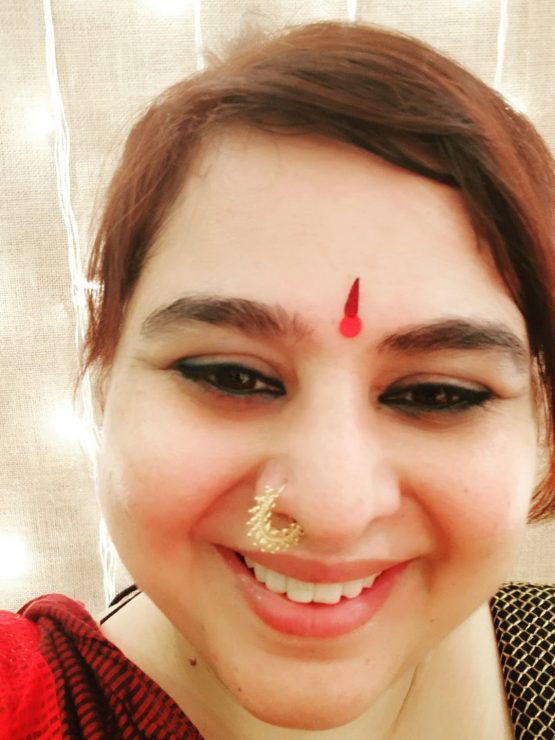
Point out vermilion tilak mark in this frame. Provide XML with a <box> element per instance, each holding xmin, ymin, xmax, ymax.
<box><xmin>339</xmin><ymin>278</ymin><xmax>362</xmax><ymax>338</ymax></box>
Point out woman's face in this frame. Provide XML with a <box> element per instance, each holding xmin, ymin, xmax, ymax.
<box><xmin>99</xmin><ymin>129</ymin><xmax>537</xmax><ymax>729</ymax></box>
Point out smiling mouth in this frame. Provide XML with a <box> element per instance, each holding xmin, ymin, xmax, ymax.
<box><xmin>237</xmin><ymin>553</ymin><xmax>383</xmax><ymax>605</ymax></box>
<box><xmin>224</xmin><ymin>549</ymin><xmax>410</xmax><ymax>637</ymax></box>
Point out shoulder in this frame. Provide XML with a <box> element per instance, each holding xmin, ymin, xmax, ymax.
<box><xmin>491</xmin><ymin>580</ymin><xmax>555</xmax><ymax>601</ymax></box>
<box><xmin>489</xmin><ymin>582</ymin><xmax>555</xmax><ymax>738</ymax></box>
<box><xmin>0</xmin><ymin>594</ymin><xmax>89</xmax><ymax>736</ymax></box>
<box><xmin>18</xmin><ymin>591</ymin><xmax>96</xmax><ymax>625</ymax></box>
<box><xmin>490</xmin><ymin>581</ymin><xmax>555</xmax><ymax>633</ymax></box>
<box><xmin>0</xmin><ymin>607</ymin><xmax>62</xmax><ymax>736</ymax></box>
<box><xmin>0</xmin><ymin>608</ymin><xmax>40</xmax><ymax>680</ymax></box>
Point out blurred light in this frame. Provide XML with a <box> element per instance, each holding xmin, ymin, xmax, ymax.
<box><xmin>142</xmin><ymin>0</ymin><xmax>188</xmax><ymax>15</ymax></box>
<box><xmin>0</xmin><ymin>533</ymin><xmax>29</xmax><ymax>580</ymax></box>
<box><xmin>493</xmin><ymin>0</ymin><xmax>508</xmax><ymax>91</ymax></box>
<box><xmin>347</xmin><ymin>0</ymin><xmax>358</xmax><ymax>21</ymax></box>
<box><xmin>26</xmin><ymin>105</ymin><xmax>56</xmax><ymax>138</ymax></box>
<box><xmin>74</xmin><ymin>277</ymin><xmax>100</xmax><ymax>292</ymax></box>
<box><xmin>504</xmin><ymin>94</ymin><xmax>529</xmax><ymax>115</ymax></box>
<box><xmin>193</xmin><ymin>0</ymin><xmax>204</xmax><ymax>70</ymax></box>
<box><xmin>48</xmin><ymin>400</ymin><xmax>97</xmax><ymax>457</ymax></box>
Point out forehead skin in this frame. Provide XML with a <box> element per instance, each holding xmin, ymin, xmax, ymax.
<box><xmin>123</xmin><ymin>127</ymin><xmax>527</xmax><ymax>354</ymax></box>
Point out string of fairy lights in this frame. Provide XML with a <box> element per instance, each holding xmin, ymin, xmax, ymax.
<box><xmin>494</xmin><ymin>0</ymin><xmax>508</xmax><ymax>90</ymax></box>
<box><xmin>34</xmin><ymin>0</ymin><xmax>510</xmax><ymax>606</ymax></box>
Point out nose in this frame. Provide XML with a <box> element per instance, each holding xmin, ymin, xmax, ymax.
<box><xmin>273</xmin><ymin>387</ymin><xmax>401</xmax><ymax>552</ymax></box>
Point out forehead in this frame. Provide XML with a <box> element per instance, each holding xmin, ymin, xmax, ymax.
<box><xmin>129</xmin><ymin>128</ymin><xmax>524</xmax><ymax>338</ymax></box>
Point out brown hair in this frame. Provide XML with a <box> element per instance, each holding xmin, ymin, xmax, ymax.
<box><xmin>84</xmin><ymin>21</ymin><xmax>555</xmax><ymax>522</ymax></box>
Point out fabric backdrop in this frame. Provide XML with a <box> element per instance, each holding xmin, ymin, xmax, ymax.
<box><xmin>1</xmin><ymin>0</ymin><xmax>554</xmax><ymax>614</ymax></box>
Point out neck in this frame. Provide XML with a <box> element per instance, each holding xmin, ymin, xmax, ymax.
<box><xmin>113</xmin><ymin>594</ymin><xmax>418</xmax><ymax>740</ymax></box>
<box><xmin>99</xmin><ymin>594</ymin><xmax>509</xmax><ymax>740</ymax></box>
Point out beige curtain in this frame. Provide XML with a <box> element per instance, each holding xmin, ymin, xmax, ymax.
<box><xmin>1</xmin><ymin>0</ymin><xmax>554</xmax><ymax>615</ymax></box>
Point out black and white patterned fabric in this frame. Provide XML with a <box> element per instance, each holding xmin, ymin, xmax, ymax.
<box><xmin>490</xmin><ymin>582</ymin><xmax>555</xmax><ymax>739</ymax></box>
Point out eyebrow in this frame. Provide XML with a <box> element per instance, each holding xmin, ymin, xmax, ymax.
<box><xmin>140</xmin><ymin>294</ymin><xmax>530</xmax><ymax>370</ymax></box>
<box><xmin>140</xmin><ymin>294</ymin><xmax>314</xmax><ymax>341</ymax></box>
<box><xmin>377</xmin><ymin>318</ymin><xmax>530</xmax><ymax>371</ymax></box>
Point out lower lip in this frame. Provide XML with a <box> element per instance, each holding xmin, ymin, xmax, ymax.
<box><xmin>219</xmin><ymin>548</ymin><xmax>410</xmax><ymax>639</ymax></box>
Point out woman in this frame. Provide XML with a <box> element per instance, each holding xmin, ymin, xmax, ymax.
<box><xmin>1</xmin><ymin>20</ymin><xmax>554</xmax><ymax>739</ymax></box>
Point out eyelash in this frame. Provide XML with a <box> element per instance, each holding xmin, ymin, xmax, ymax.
<box><xmin>379</xmin><ymin>383</ymin><xmax>492</xmax><ymax>415</ymax></box>
<box><xmin>174</xmin><ymin>360</ymin><xmax>494</xmax><ymax>415</ymax></box>
<box><xmin>175</xmin><ymin>361</ymin><xmax>285</xmax><ymax>400</ymax></box>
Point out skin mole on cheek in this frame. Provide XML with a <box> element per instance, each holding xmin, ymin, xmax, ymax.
<box><xmin>189</xmin><ymin>657</ymin><xmax>197</xmax><ymax>667</ymax></box>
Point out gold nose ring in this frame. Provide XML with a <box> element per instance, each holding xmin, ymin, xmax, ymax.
<box><xmin>246</xmin><ymin>484</ymin><xmax>303</xmax><ymax>554</ymax></box>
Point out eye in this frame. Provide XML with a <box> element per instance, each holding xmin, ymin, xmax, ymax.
<box><xmin>174</xmin><ymin>360</ymin><xmax>285</xmax><ymax>399</ymax></box>
<box><xmin>379</xmin><ymin>382</ymin><xmax>493</xmax><ymax>415</ymax></box>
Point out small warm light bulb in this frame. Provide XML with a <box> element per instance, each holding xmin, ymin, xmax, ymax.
<box><xmin>26</xmin><ymin>106</ymin><xmax>56</xmax><ymax>138</ymax></box>
<box><xmin>48</xmin><ymin>401</ymin><xmax>97</xmax><ymax>456</ymax></box>
<box><xmin>504</xmin><ymin>95</ymin><xmax>529</xmax><ymax>115</ymax></box>
<box><xmin>0</xmin><ymin>533</ymin><xmax>29</xmax><ymax>579</ymax></box>
<box><xmin>346</xmin><ymin>0</ymin><xmax>358</xmax><ymax>21</ymax></box>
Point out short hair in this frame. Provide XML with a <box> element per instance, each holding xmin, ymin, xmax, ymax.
<box><xmin>83</xmin><ymin>21</ymin><xmax>555</xmax><ymax>522</ymax></box>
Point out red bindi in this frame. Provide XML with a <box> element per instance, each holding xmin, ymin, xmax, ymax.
<box><xmin>339</xmin><ymin>278</ymin><xmax>362</xmax><ymax>338</ymax></box>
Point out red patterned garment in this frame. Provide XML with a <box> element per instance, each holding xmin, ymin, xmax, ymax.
<box><xmin>0</xmin><ymin>594</ymin><xmax>201</xmax><ymax>739</ymax></box>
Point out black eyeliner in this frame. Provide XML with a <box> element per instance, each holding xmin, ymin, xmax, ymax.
<box><xmin>174</xmin><ymin>360</ymin><xmax>285</xmax><ymax>396</ymax></box>
<box><xmin>379</xmin><ymin>384</ymin><xmax>493</xmax><ymax>415</ymax></box>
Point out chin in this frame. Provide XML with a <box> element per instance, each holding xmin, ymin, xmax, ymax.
<box><xmin>231</xmin><ymin>682</ymin><xmax>372</xmax><ymax>731</ymax></box>
<box><xmin>246</xmin><ymin>706</ymin><xmax>363</xmax><ymax>732</ymax></box>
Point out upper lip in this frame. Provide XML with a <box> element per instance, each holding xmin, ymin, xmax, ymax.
<box><xmin>235</xmin><ymin>548</ymin><xmax>406</xmax><ymax>583</ymax></box>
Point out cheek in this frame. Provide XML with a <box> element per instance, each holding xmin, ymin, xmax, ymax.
<box><xmin>98</xmin><ymin>403</ymin><xmax>259</xmax><ymax>556</ymax></box>
<box><xmin>414</xmin><ymin>428</ymin><xmax>537</xmax><ymax>560</ymax></box>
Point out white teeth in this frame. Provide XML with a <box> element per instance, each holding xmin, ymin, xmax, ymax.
<box><xmin>242</xmin><ymin>556</ymin><xmax>381</xmax><ymax>604</ymax></box>
<box><xmin>313</xmin><ymin>583</ymin><xmax>342</xmax><ymax>604</ymax></box>
<box><xmin>342</xmin><ymin>578</ymin><xmax>364</xmax><ymax>599</ymax></box>
<box><xmin>363</xmin><ymin>574</ymin><xmax>377</xmax><ymax>588</ymax></box>
<box><xmin>286</xmin><ymin>578</ymin><xmax>314</xmax><ymax>603</ymax></box>
<box><xmin>253</xmin><ymin>563</ymin><xmax>267</xmax><ymax>582</ymax></box>
<box><xmin>265</xmin><ymin>569</ymin><xmax>287</xmax><ymax>594</ymax></box>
